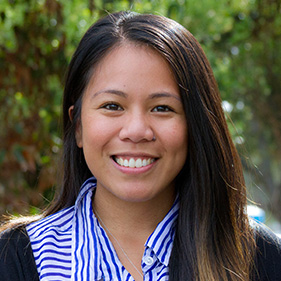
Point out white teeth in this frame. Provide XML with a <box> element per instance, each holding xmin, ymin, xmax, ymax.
<box><xmin>114</xmin><ymin>157</ymin><xmax>155</xmax><ymax>168</ymax></box>
<box><xmin>124</xmin><ymin>159</ymin><xmax>129</xmax><ymax>167</ymax></box>
<box><xmin>129</xmin><ymin>158</ymin><xmax>135</xmax><ymax>168</ymax></box>
<box><xmin>135</xmin><ymin>158</ymin><xmax>142</xmax><ymax>168</ymax></box>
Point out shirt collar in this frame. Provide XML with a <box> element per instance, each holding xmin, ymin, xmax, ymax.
<box><xmin>145</xmin><ymin>196</ymin><xmax>179</xmax><ymax>266</ymax></box>
<box><xmin>74</xmin><ymin>176</ymin><xmax>97</xmax><ymax>211</ymax></box>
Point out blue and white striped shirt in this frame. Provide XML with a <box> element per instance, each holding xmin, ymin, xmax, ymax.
<box><xmin>26</xmin><ymin>177</ymin><xmax>179</xmax><ymax>280</ymax></box>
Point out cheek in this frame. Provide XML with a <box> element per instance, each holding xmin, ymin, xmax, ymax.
<box><xmin>165</xmin><ymin>122</ymin><xmax>188</xmax><ymax>152</ymax></box>
<box><xmin>81</xmin><ymin>116</ymin><xmax>120</xmax><ymax>148</ymax></box>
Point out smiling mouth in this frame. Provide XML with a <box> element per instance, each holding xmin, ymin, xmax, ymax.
<box><xmin>112</xmin><ymin>156</ymin><xmax>157</xmax><ymax>168</ymax></box>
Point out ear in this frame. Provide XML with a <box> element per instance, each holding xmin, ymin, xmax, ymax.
<box><xmin>69</xmin><ymin>105</ymin><xmax>83</xmax><ymax>148</ymax></box>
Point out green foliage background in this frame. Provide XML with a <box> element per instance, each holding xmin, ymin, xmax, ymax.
<box><xmin>0</xmin><ymin>0</ymin><xmax>280</xmax><ymax>222</ymax></box>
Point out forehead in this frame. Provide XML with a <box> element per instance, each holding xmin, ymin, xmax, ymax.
<box><xmin>85</xmin><ymin>43</ymin><xmax>177</xmax><ymax>92</ymax></box>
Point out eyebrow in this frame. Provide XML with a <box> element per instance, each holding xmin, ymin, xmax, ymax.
<box><xmin>91</xmin><ymin>89</ymin><xmax>181</xmax><ymax>101</ymax></box>
<box><xmin>91</xmin><ymin>89</ymin><xmax>128</xmax><ymax>99</ymax></box>
<box><xmin>149</xmin><ymin>92</ymin><xmax>181</xmax><ymax>101</ymax></box>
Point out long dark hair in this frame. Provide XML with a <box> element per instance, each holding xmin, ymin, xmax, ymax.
<box><xmin>3</xmin><ymin>11</ymin><xmax>255</xmax><ymax>280</ymax></box>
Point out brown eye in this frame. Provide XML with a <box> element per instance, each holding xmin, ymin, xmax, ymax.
<box><xmin>101</xmin><ymin>103</ymin><xmax>123</xmax><ymax>111</ymax></box>
<box><xmin>152</xmin><ymin>105</ymin><xmax>174</xmax><ymax>112</ymax></box>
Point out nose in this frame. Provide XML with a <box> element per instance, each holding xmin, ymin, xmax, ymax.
<box><xmin>119</xmin><ymin>111</ymin><xmax>155</xmax><ymax>143</ymax></box>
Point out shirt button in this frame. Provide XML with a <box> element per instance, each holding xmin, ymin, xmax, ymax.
<box><xmin>144</xmin><ymin>256</ymin><xmax>154</xmax><ymax>265</ymax></box>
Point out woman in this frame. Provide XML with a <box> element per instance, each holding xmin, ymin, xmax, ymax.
<box><xmin>1</xmin><ymin>11</ymin><xmax>281</xmax><ymax>281</ymax></box>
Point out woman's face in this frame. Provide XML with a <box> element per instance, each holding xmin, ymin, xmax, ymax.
<box><xmin>75</xmin><ymin>44</ymin><xmax>188</xmax><ymax>205</ymax></box>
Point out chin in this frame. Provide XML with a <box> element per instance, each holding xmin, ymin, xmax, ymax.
<box><xmin>117</xmin><ymin>188</ymin><xmax>157</xmax><ymax>203</ymax></box>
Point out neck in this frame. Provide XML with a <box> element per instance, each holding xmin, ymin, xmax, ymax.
<box><xmin>93</xmin><ymin>187</ymin><xmax>176</xmax><ymax>238</ymax></box>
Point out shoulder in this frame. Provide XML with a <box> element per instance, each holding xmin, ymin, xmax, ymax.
<box><xmin>252</xmin><ymin>222</ymin><xmax>281</xmax><ymax>281</ymax></box>
<box><xmin>0</xmin><ymin>227</ymin><xmax>39</xmax><ymax>281</ymax></box>
<box><xmin>26</xmin><ymin>206</ymin><xmax>75</xmax><ymax>238</ymax></box>
<box><xmin>0</xmin><ymin>225</ymin><xmax>28</xmax><ymax>244</ymax></box>
<box><xmin>0</xmin><ymin>227</ymin><xmax>31</xmax><ymax>259</ymax></box>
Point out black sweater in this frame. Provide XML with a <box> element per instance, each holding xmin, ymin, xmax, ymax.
<box><xmin>0</xmin><ymin>227</ymin><xmax>38</xmax><ymax>281</ymax></box>
<box><xmin>0</xmin><ymin>224</ymin><xmax>281</xmax><ymax>280</ymax></box>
